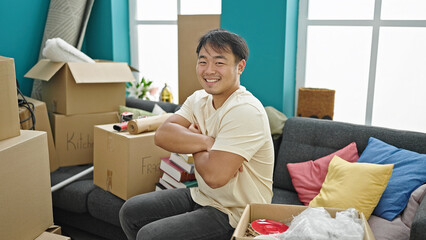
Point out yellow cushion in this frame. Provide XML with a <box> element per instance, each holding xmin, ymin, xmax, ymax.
<box><xmin>309</xmin><ymin>155</ymin><xmax>393</xmax><ymax>219</ymax></box>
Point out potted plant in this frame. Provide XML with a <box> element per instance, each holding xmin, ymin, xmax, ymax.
<box><xmin>126</xmin><ymin>77</ymin><xmax>158</xmax><ymax>100</ymax></box>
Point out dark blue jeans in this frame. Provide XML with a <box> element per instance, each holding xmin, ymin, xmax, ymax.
<box><xmin>119</xmin><ymin>188</ymin><xmax>235</xmax><ymax>240</ymax></box>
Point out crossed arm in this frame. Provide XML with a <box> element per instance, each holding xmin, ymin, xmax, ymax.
<box><xmin>154</xmin><ymin>114</ymin><xmax>244</xmax><ymax>189</ymax></box>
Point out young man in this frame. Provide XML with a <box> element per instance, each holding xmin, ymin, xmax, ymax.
<box><xmin>119</xmin><ymin>29</ymin><xmax>274</xmax><ymax>240</ymax></box>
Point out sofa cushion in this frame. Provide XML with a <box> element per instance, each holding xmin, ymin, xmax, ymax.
<box><xmin>368</xmin><ymin>184</ymin><xmax>426</xmax><ymax>240</ymax></box>
<box><xmin>52</xmin><ymin>179</ymin><xmax>96</xmax><ymax>213</ymax></box>
<box><xmin>53</xmin><ymin>207</ymin><xmax>127</xmax><ymax>240</ymax></box>
<box><xmin>87</xmin><ymin>187</ymin><xmax>125</xmax><ymax>227</ymax></box>
<box><xmin>271</xmin><ymin>187</ymin><xmax>303</xmax><ymax>205</ymax></box>
<box><xmin>119</xmin><ymin>105</ymin><xmax>155</xmax><ymax>118</ymax></box>
<box><xmin>264</xmin><ymin>106</ymin><xmax>287</xmax><ymax>137</ymax></box>
<box><xmin>309</xmin><ymin>156</ymin><xmax>393</xmax><ymax>219</ymax></box>
<box><xmin>126</xmin><ymin>97</ymin><xmax>181</xmax><ymax>113</ymax></box>
<box><xmin>368</xmin><ymin>216</ymin><xmax>410</xmax><ymax>240</ymax></box>
<box><xmin>357</xmin><ymin>137</ymin><xmax>426</xmax><ymax>220</ymax></box>
<box><xmin>402</xmin><ymin>184</ymin><xmax>426</xmax><ymax>227</ymax></box>
<box><xmin>51</xmin><ymin>165</ymin><xmax>95</xmax><ymax>213</ymax></box>
<box><xmin>287</xmin><ymin>142</ymin><xmax>359</xmax><ymax>205</ymax></box>
<box><xmin>51</xmin><ymin>164</ymin><xmax>93</xmax><ymax>185</ymax></box>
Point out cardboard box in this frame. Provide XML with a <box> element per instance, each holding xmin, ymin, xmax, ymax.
<box><xmin>232</xmin><ymin>204</ymin><xmax>376</xmax><ymax>240</ymax></box>
<box><xmin>19</xmin><ymin>105</ymin><xmax>33</xmax><ymax>130</ymax></box>
<box><xmin>0</xmin><ymin>56</ymin><xmax>20</xmax><ymax>141</ymax></box>
<box><xmin>35</xmin><ymin>225</ymin><xmax>70</xmax><ymax>240</ymax></box>
<box><xmin>178</xmin><ymin>15</ymin><xmax>221</xmax><ymax>104</ymax></box>
<box><xmin>35</xmin><ymin>232</ymin><xmax>70</xmax><ymax>240</ymax></box>
<box><xmin>94</xmin><ymin>124</ymin><xmax>170</xmax><ymax>200</ymax></box>
<box><xmin>19</xmin><ymin>97</ymin><xmax>60</xmax><ymax>172</ymax></box>
<box><xmin>24</xmin><ymin>59</ymin><xmax>134</xmax><ymax>115</ymax></box>
<box><xmin>0</xmin><ymin>130</ymin><xmax>53</xmax><ymax>240</ymax></box>
<box><xmin>45</xmin><ymin>225</ymin><xmax>62</xmax><ymax>235</ymax></box>
<box><xmin>53</xmin><ymin>112</ymin><xmax>119</xmax><ymax>166</ymax></box>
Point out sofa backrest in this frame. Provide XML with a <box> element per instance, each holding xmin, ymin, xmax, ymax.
<box><xmin>273</xmin><ymin>117</ymin><xmax>426</xmax><ymax>192</ymax></box>
<box><xmin>126</xmin><ymin>98</ymin><xmax>181</xmax><ymax>113</ymax></box>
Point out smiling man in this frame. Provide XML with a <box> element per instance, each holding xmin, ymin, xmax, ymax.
<box><xmin>119</xmin><ymin>29</ymin><xmax>274</xmax><ymax>240</ymax></box>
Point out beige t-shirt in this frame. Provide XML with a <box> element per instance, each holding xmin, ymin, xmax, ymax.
<box><xmin>175</xmin><ymin>86</ymin><xmax>274</xmax><ymax>228</ymax></box>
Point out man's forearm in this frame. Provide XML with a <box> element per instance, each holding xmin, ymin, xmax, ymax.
<box><xmin>155</xmin><ymin>122</ymin><xmax>214</xmax><ymax>154</ymax></box>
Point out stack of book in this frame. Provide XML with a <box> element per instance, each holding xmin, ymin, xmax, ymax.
<box><xmin>156</xmin><ymin>153</ymin><xmax>197</xmax><ymax>191</ymax></box>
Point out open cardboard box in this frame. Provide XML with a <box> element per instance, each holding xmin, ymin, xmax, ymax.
<box><xmin>232</xmin><ymin>203</ymin><xmax>375</xmax><ymax>240</ymax></box>
<box><xmin>24</xmin><ymin>59</ymin><xmax>134</xmax><ymax>115</ymax></box>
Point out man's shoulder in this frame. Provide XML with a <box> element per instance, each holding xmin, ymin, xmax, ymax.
<box><xmin>229</xmin><ymin>89</ymin><xmax>265</xmax><ymax>113</ymax></box>
<box><xmin>189</xmin><ymin>89</ymin><xmax>209</xmax><ymax>102</ymax></box>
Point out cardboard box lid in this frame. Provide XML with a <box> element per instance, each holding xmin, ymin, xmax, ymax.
<box><xmin>0</xmin><ymin>55</ymin><xmax>14</xmax><ymax>62</ymax></box>
<box><xmin>25</xmin><ymin>59</ymin><xmax>134</xmax><ymax>83</ymax></box>
<box><xmin>24</xmin><ymin>59</ymin><xmax>65</xmax><ymax>81</ymax></box>
<box><xmin>0</xmin><ymin>129</ymin><xmax>46</xmax><ymax>151</ymax></box>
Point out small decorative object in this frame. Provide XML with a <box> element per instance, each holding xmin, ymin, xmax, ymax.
<box><xmin>126</xmin><ymin>77</ymin><xmax>157</xmax><ymax>100</ymax></box>
<box><xmin>297</xmin><ymin>88</ymin><xmax>335</xmax><ymax>120</ymax></box>
<box><xmin>160</xmin><ymin>83</ymin><xmax>173</xmax><ymax>103</ymax></box>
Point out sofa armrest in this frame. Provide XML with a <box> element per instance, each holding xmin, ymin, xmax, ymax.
<box><xmin>410</xmin><ymin>196</ymin><xmax>426</xmax><ymax>240</ymax></box>
<box><xmin>125</xmin><ymin>97</ymin><xmax>181</xmax><ymax>113</ymax></box>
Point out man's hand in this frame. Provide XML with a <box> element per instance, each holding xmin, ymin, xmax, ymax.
<box><xmin>234</xmin><ymin>165</ymin><xmax>243</xmax><ymax>177</ymax></box>
<box><xmin>190</xmin><ymin>122</ymin><xmax>243</xmax><ymax>178</ymax></box>
<box><xmin>188</xmin><ymin>123</ymin><xmax>215</xmax><ymax>152</ymax></box>
<box><xmin>188</xmin><ymin>123</ymin><xmax>201</xmax><ymax>134</ymax></box>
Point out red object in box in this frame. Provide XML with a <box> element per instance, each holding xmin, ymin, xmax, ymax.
<box><xmin>251</xmin><ymin>219</ymin><xmax>289</xmax><ymax>235</ymax></box>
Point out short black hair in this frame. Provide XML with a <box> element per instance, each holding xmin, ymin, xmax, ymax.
<box><xmin>196</xmin><ymin>29</ymin><xmax>249</xmax><ymax>64</ymax></box>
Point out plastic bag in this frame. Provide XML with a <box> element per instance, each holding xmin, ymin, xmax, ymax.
<box><xmin>255</xmin><ymin>207</ymin><xmax>364</xmax><ymax>240</ymax></box>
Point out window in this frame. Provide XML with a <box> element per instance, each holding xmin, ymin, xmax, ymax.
<box><xmin>296</xmin><ymin>0</ymin><xmax>426</xmax><ymax>133</ymax></box>
<box><xmin>129</xmin><ymin>0</ymin><xmax>221</xmax><ymax>102</ymax></box>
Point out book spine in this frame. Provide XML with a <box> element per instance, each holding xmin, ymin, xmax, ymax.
<box><xmin>161</xmin><ymin>158</ymin><xmax>195</xmax><ymax>182</ymax></box>
<box><xmin>155</xmin><ymin>182</ymin><xmax>166</xmax><ymax>191</ymax></box>
<box><xmin>180</xmin><ymin>171</ymin><xmax>196</xmax><ymax>182</ymax></box>
<box><xmin>159</xmin><ymin>178</ymin><xmax>174</xmax><ymax>189</ymax></box>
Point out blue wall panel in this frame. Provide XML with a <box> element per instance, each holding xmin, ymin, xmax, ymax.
<box><xmin>221</xmin><ymin>0</ymin><xmax>286</xmax><ymax>113</ymax></box>
<box><xmin>0</xmin><ymin>0</ymin><xmax>130</xmax><ymax>96</ymax></box>
<box><xmin>0</xmin><ymin>0</ymin><xmax>50</xmax><ymax>96</ymax></box>
<box><xmin>221</xmin><ymin>0</ymin><xmax>297</xmax><ymax>116</ymax></box>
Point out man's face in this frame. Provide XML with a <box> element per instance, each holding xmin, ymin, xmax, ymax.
<box><xmin>196</xmin><ymin>44</ymin><xmax>245</xmax><ymax>106</ymax></box>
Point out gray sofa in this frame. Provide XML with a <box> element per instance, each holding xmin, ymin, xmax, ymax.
<box><xmin>51</xmin><ymin>99</ymin><xmax>426</xmax><ymax>240</ymax></box>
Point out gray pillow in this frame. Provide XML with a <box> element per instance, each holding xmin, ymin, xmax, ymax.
<box><xmin>368</xmin><ymin>184</ymin><xmax>426</xmax><ymax>240</ymax></box>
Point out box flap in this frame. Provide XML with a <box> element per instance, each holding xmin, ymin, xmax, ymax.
<box><xmin>361</xmin><ymin>213</ymin><xmax>376</xmax><ymax>240</ymax></box>
<box><xmin>95</xmin><ymin>59</ymin><xmax>139</xmax><ymax>72</ymax></box>
<box><xmin>24</xmin><ymin>59</ymin><xmax>65</xmax><ymax>81</ymax></box>
<box><xmin>232</xmin><ymin>204</ymin><xmax>251</xmax><ymax>240</ymax></box>
<box><xmin>68</xmin><ymin>62</ymin><xmax>135</xmax><ymax>84</ymax></box>
<box><xmin>35</xmin><ymin>232</ymin><xmax>70</xmax><ymax>240</ymax></box>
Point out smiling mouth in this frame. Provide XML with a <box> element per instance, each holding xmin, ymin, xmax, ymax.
<box><xmin>204</xmin><ymin>77</ymin><xmax>220</xmax><ymax>83</ymax></box>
